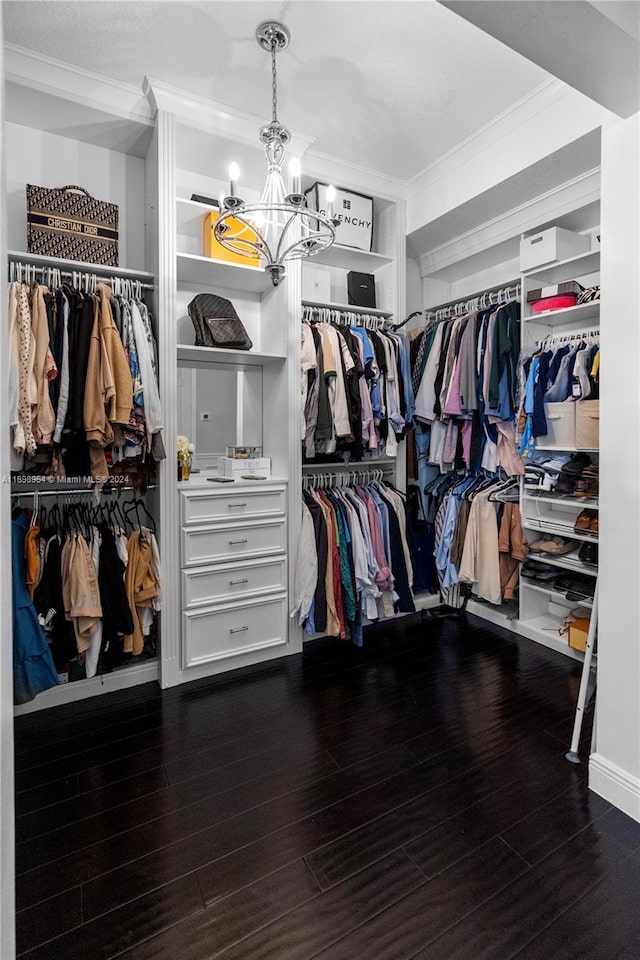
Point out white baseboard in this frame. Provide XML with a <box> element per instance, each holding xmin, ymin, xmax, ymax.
<box><xmin>14</xmin><ymin>660</ymin><xmax>159</xmax><ymax>715</ymax></box>
<box><xmin>589</xmin><ymin>753</ymin><xmax>640</xmax><ymax>823</ymax></box>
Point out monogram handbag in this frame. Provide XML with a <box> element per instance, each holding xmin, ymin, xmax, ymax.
<box><xmin>187</xmin><ymin>294</ymin><xmax>252</xmax><ymax>350</ymax></box>
<box><xmin>26</xmin><ymin>184</ymin><xmax>119</xmax><ymax>266</ymax></box>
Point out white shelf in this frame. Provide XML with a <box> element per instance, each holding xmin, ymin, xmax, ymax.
<box><xmin>8</xmin><ymin>250</ymin><xmax>154</xmax><ymax>282</ymax></box>
<box><xmin>176</xmin><ymin>196</ymin><xmax>218</xmax><ymax>231</ymax></box>
<box><xmin>523</xmin><ymin>550</ymin><xmax>598</xmax><ymax>578</ymax></box>
<box><xmin>176</xmin><ymin>252</ymin><xmax>271</xmax><ymax>293</ymax></box>
<box><xmin>177</xmin><ymin>344</ymin><xmax>285</xmax><ymax>366</ymax></box>
<box><xmin>302</xmin><ymin>458</ymin><xmax>394</xmax><ymax>471</ymax></box>
<box><xmin>522</xmin><ymin>581</ymin><xmax>594</xmax><ymax>609</ymax></box>
<box><xmin>523</xmin><ymin>300</ymin><xmax>600</xmax><ymax>327</ymax></box>
<box><xmin>523</xmin><ymin>517</ymin><xmax>598</xmax><ymax>545</ymax></box>
<box><xmin>310</xmin><ymin>243</ymin><xmax>393</xmax><ymax>273</ymax></box>
<box><xmin>302</xmin><ymin>298</ymin><xmax>393</xmax><ymax>319</ymax></box>
<box><xmin>522</xmin><ymin>250</ymin><xmax>601</xmax><ymax>284</ymax></box>
<box><xmin>524</xmin><ymin>491</ymin><xmax>599</xmax><ymax>510</ymax></box>
<box><xmin>534</xmin><ymin>446</ymin><xmax>598</xmax><ymax>454</ymax></box>
<box><xmin>516</xmin><ymin>616</ymin><xmax>585</xmax><ymax>661</ymax></box>
<box><xmin>13</xmin><ymin>659</ymin><xmax>159</xmax><ymax>715</ymax></box>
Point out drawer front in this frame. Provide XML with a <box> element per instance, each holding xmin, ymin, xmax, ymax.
<box><xmin>181</xmin><ymin>486</ymin><xmax>286</xmax><ymax>525</ymax></box>
<box><xmin>183</xmin><ymin>595</ymin><xmax>287</xmax><ymax>668</ymax></box>
<box><xmin>181</xmin><ymin>518</ymin><xmax>286</xmax><ymax>567</ymax></box>
<box><xmin>183</xmin><ymin>556</ymin><xmax>287</xmax><ymax>608</ymax></box>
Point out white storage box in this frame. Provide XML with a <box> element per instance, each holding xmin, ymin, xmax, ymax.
<box><xmin>575</xmin><ymin>400</ymin><xmax>599</xmax><ymax>450</ymax></box>
<box><xmin>218</xmin><ymin>456</ymin><xmax>271</xmax><ymax>478</ymax></box>
<box><xmin>542</xmin><ymin>401</ymin><xmax>576</xmax><ymax>449</ymax></box>
<box><xmin>520</xmin><ymin>227</ymin><xmax>590</xmax><ymax>272</ymax></box>
<box><xmin>302</xmin><ymin>264</ymin><xmax>331</xmax><ymax>302</ymax></box>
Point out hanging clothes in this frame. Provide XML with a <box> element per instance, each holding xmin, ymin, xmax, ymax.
<box><xmin>295</xmin><ymin>477</ymin><xmax>415</xmax><ymax>646</ymax></box>
<box><xmin>7</xmin><ymin>278</ymin><xmax>165</xmax><ymax>481</ymax></box>
<box><xmin>12</xmin><ymin>510</ymin><xmax>59</xmax><ymax>704</ymax></box>
<box><xmin>301</xmin><ymin>317</ymin><xmax>414</xmax><ymax>462</ymax></box>
<box><xmin>411</xmin><ymin>301</ymin><xmax>524</xmax><ymax>477</ymax></box>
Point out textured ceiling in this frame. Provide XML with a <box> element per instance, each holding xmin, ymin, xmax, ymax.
<box><xmin>2</xmin><ymin>0</ymin><xmax>550</xmax><ymax>180</ymax></box>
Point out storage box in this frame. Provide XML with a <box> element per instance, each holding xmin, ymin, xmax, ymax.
<box><xmin>520</xmin><ymin>227</ymin><xmax>590</xmax><ymax>272</ymax></box>
<box><xmin>575</xmin><ymin>400</ymin><xmax>599</xmax><ymax>450</ymax></box>
<box><xmin>203</xmin><ymin>211</ymin><xmax>260</xmax><ymax>266</ymax></box>
<box><xmin>569</xmin><ymin>617</ymin><xmax>590</xmax><ymax>652</ymax></box>
<box><xmin>542</xmin><ymin>401</ymin><xmax>576</xmax><ymax>449</ymax></box>
<box><xmin>26</xmin><ymin>183</ymin><xmax>119</xmax><ymax>266</ymax></box>
<box><xmin>302</xmin><ymin>264</ymin><xmax>331</xmax><ymax>302</ymax></box>
<box><xmin>304</xmin><ymin>182</ymin><xmax>374</xmax><ymax>252</ymax></box>
<box><xmin>527</xmin><ymin>281</ymin><xmax>584</xmax><ymax>302</ymax></box>
<box><xmin>347</xmin><ymin>271</ymin><xmax>376</xmax><ymax>308</ymax></box>
<box><xmin>218</xmin><ymin>457</ymin><xmax>271</xmax><ymax>478</ymax></box>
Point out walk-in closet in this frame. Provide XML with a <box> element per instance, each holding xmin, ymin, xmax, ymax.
<box><xmin>1</xmin><ymin>2</ymin><xmax>639</xmax><ymax>958</ymax></box>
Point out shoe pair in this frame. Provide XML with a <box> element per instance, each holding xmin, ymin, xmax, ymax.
<box><xmin>578</xmin><ymin>542</ymin><xmax>598</xmax><ymax>566</ymax></box>
<box><xmin>575</xmin><ymin>509</ymin><xmax>598</xmax><ymax>534</ymax></box>
<box><xmin>529</xmin><ymin>535</ymin><xmax>578</xmax><ymax>556</ymax></box>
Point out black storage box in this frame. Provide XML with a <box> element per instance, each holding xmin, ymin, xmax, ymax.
<box><xmin>347</xmin><ymin>271</ymin><xmax>376</xmax><ymax>308</ymax></box>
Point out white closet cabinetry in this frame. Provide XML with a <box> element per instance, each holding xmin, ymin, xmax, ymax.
<box><xmin>180</xmin><ymin>483</ymin><xmax>288</xmax><ymax>670</ymax></box>
<box><xmin>5</xmin><ymin>50</ymin><xmax>162</xmax><ymax>712</ymax></box>
<box><xmin>518</xmin><ymin>244</ymin><xmax>600</xmax><ymax>657</ymax></box>
<box><xmin>147</xmin><ymin>80</ymin><xmax>302</xmax><ymax>685</ymax></box>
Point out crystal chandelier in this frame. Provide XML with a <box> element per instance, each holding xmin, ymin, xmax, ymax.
<box><xmin>215</xmin><ymin>21</ymin><xmax>339</xmax><ymax>287</ymax></box>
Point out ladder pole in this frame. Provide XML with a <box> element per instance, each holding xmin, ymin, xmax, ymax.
<box><xmin>566</xmin><ymin>577</ymin><xmax>598</xmax><ymax>764</ymax></box>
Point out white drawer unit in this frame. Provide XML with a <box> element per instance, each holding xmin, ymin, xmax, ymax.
<box><xmin>182</xmin><ymin>556</ymin><xmax>287</xmax><ymax>608</ymax></box>
<box><xmin>181</xmin><ymin>484</ymin><xmax>286</xmax><ymax>525</ymax></box>
<box><xmin>181</xmin><ymin>517</ymin><xmax>287</xmax><ymax>567</ymax></box>
<box><xmin>183</xmin><ymin>594</ymin><xmax>288</xmax><ymax>667</ymax></box>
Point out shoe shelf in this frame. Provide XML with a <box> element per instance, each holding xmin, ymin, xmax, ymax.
<box><xmin>523</xmin><ymin>518</ymin><xmax>598</xmax><ymax>545</ymax></box>
<box><xmin>521</xmin><ymin>581</ymin><xmax>594</xmax><ymax>609</ymax></box>
<box><xmin>522</xmin><ymin>549</ymin><xmax>598</xmax><ymax>578</ymax></box>
<box><xmin>523</xmin><ymin>491</ymin><xmax>599</xmax><ymax>510</ymax></box>
<box><xmin>516</xmin><ymin>613</ymin><xmax>585</xmax><ymax>661</ymax></box>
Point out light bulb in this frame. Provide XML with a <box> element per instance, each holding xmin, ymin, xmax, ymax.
<box><xmin>326</xmin><ymin>184</ymin><xmax>336</xmax><ymax>218</ymax></box>
<box><xmin>289</xmin><ymin>157</ymin><xmax>302</xmax><ymax>195</ymax></box>
<box><xmin>228</xmin><ymin>162</ymin><xmax>240</xmax><ymax>197</ymax></box>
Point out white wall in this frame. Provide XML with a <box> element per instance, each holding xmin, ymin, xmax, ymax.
<box><xmin>0</xmin><ymin>24</ymin><xmax>17</xmax><ymax>960</ymax></box>
<box><xmin>590</xmin><ymin>112</ymin><xmax>640</xmax><ymax>822</ymax></box>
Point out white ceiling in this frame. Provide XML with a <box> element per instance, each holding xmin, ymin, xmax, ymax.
<box><xmin>1</xmin><ymin>0</ymin><xmax>551</xmax><ymax>180</ymax></box>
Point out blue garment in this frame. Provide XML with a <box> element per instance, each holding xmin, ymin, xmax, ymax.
<box><xmin>544</xmin><ymin>345</ymin><xmax>579</xmax><ymax>402</ymax></box>
<box><xmin>388</xmin><ymin>331</ymin><xmax>415</xmax><ymax>425</ymax></box>
<box><xmin>517</xmin><ymin>356</ymin><xmax>539</xmax><ymax>458</ymax></box>
<box><xmin>12</xmin><ymin>513</ymin><xmax>59</xmax><ymax>704</ymax></box>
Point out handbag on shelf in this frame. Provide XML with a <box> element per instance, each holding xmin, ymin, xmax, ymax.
<box><xmin>187</xmin><ymin>293</ymin><xmax>252</xmax><ymax>350</ymax></box>
<box><xmin>26</xmin><ymin>183</ymin><xmax>119</xmax><ymax>266</ymax></box>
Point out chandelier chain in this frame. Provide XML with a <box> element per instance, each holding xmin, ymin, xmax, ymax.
<box><xmin>271</xmin><ymin>41</ymin><xmax>278</xmax><ymax>124</ymax></box>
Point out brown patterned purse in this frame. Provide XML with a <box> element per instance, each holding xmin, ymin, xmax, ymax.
<box><xmin>26</xmin><ymin>183</ymin><xmax>119</xmax><ymax>266</ymax></box>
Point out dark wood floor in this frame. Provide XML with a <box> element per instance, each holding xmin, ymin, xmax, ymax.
<box><xmin>14</xmin><ymin>613</ymin><xmax>640</xmax><ymax>960</ymax></box>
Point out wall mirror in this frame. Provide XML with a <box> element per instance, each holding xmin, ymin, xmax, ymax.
<box><xmin>177</xmin><ymin>363</ymin><xmax>263</xmax><ymax>470</ymax></box>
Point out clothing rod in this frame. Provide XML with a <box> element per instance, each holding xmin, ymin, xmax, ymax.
<box><xmin>425</xmin><ymin>280</ymin><xmax>521</xmax><ymax>321</ymax></box>
<box><xmin>302</xmin><ymin>305</ymin><xmax>393</xmax><ymax>331</ymax></box>
<box><xmin>7</xmin><ymin>250</ymin><xmax>154</xmax><ymax>283</ymax></box>
<box><xmin>11</xmin><ymin>484</ymin><xmax>157</xmax><ymax>498</ymax></box>
<box><xmin>538</xmin><ymin>326</ymin><xmax>600</xmax><ymax>346</ymax></box>
<box><xmin>8</xmin><ymin>264</ymin><xmax>155</xmax><ymax>292</ymax></box>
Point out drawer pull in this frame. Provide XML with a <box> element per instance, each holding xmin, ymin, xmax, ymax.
<box><xmin>228</xmin><ymin>539</ymin><xmax>248</xmax><ymax>545</ymax></box>
<box><xmin>229</xmin><ymin>625</ymin><xmax>249</xmax><ymax>634</ymax></box>
<box><xmin>229</xmin><ymin>578</ymin><xmax>249</xmax><ymax>585</ymax></box>
<box><xmin>227</xmin><ymin>502</ymin><xmax>248</xmax><ymax>508</ymax></box>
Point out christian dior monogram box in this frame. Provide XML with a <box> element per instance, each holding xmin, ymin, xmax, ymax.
<box><xmin>26</xmin><ymin>183</ymin><xmax>119</xmax><ymax>266</ymax></box>
<box><xmin>304</xmin><ymin>182</ymin><xmax>374</xmax><ymax>252</ymax></box>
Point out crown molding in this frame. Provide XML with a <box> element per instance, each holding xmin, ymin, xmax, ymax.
<box><xmin>417</xmin><ymin>167</ymin><xmax>600</xmax><ymax>276</ymax></box>
<box><xmin>4</xmin><ymin>43</ymin><xmax>152</xmax><ymax>125</ymax></box>
<box><xmin>303</xmin><ymin>149</ymin><xmax>408</xmax><ymax>201</ymax></box>
<box><xmin>407</xmin><ymin>77</ymin><xmax>561</xmax><ymax>189</ymax></box>
<box><xmin>143</xmin><ymin>77</ymin><xmax>316</xmax><ymax>160</ymax></box>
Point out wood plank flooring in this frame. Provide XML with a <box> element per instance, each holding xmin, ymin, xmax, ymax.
<box><xmin>14</xmin><ymin>612</ymin><xmax>640</xmax><ymax>959</ymax></box>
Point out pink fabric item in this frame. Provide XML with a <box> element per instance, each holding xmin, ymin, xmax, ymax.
<box><xmin>356</xmin><ymin>487</ymin><xmax>394</xmax><ymax>592</ymax></box>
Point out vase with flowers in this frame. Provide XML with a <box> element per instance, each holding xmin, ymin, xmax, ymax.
<box><xmin>177</xmin><ymin>435</ymin><xmax>194</xmax><ymax>481</ymax></box>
